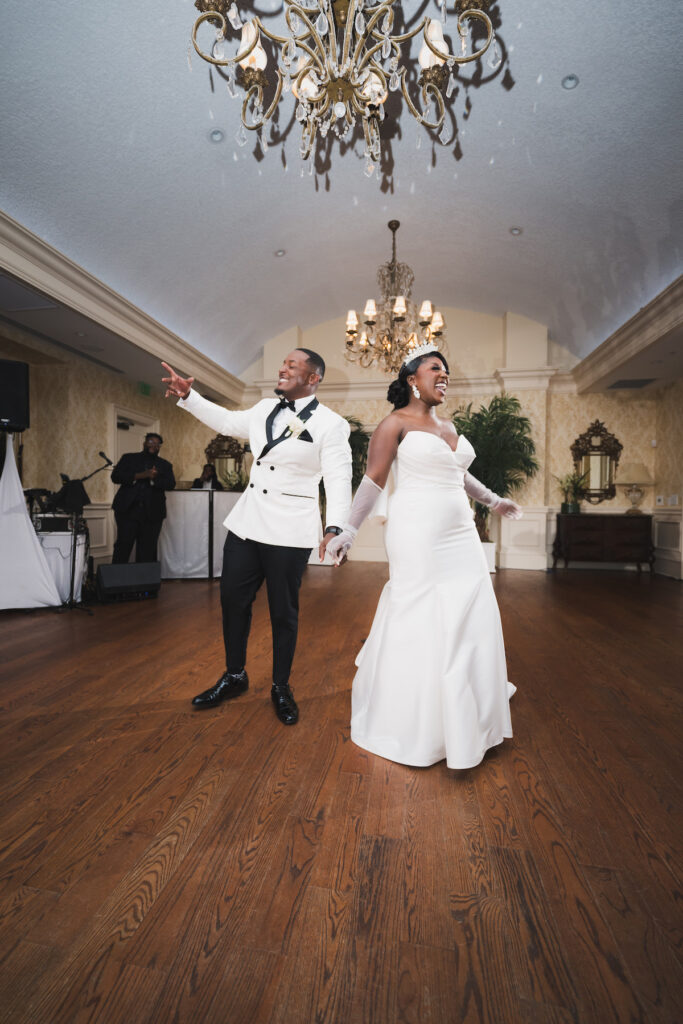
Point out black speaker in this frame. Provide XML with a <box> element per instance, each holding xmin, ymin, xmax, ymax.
<box><xmin>96</xmin><ymin>562</ymin><xmax>161</xmax><ymax>602</ymax></box>
<box><xmin>0</xmin><ymin>359</ymin><xmax>30</xmax><ymax>432</ymax></box>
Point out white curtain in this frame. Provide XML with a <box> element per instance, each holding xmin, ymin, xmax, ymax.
<box><xmin>0</xmin><ymin>437</ymin><xmax>61</xmax><ymax>609</ymax></box>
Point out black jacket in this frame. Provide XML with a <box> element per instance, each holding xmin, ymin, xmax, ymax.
<box><xmin>112</xmin><ymin>451</ymin><xmax>176</xmax><ymax>520</ymax></box>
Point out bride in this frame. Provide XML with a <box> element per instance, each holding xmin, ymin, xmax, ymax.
<box><xmin>328</xmin><ymin>344</ymin><xmax>521</xmax><ymax>770</ymax></box>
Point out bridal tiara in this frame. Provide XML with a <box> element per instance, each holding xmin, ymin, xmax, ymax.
<box><xmin>402</xmin><ymin>342</ymin><xmax>440</xmax><ymax>367</ymax></box>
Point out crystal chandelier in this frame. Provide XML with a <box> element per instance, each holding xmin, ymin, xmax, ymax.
<box><xmin>345</xmin><ymin>220</ymin><xmax>447</xmax><ymax>374</ymax></box>
<box><xmin>191</xmin><ymin>0</ymin><xmax>500</xmax><ymax>171</ymax></box>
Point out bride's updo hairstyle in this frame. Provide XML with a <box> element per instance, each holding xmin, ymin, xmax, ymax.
<box><xmin>387</xmin><ymin>350</ymin><xmax>450</xmax><ymax>410</ymax></box>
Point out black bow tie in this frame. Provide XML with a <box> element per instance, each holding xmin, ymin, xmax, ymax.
<box><xmin>277</xmin><ymin>397</ymin><xmax>296</xmax><ymax>412</ymax></box>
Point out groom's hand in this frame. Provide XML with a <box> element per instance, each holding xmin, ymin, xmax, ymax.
<box><xmin>320</xmin><ymin>532</ymin><xmax>348</xmax><ymax>565</ymax></box>
<box><xmin>161</xmin><ymin>361</ymin><xmax>194</xmax><ymax>400</ymax></box>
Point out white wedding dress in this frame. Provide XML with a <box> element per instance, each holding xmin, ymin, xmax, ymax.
<box><xmin>351</xmin><ymin>431</ymin><xmax>515</xmax><ymax>769</ymax></box>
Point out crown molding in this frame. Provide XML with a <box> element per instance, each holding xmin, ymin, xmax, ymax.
<box><xmin>572</xmin><ymin>275</ymin><xmax>683</xmax><ymax>394</ymax></box>
<box><xmin>494</xmin><ymin>368</ymin><xmax>558</xmax><ymax>391</ymax></box>
<box><xmin>0</xmin><ymin>211</ymin><xmax>245</xmax><ymax>406</ymax></box>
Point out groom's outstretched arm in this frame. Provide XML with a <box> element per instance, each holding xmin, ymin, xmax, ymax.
<box><xmin>162</xmin><ymin>361</ymin><xmax>252</xmax><ymax>440</ymax></box>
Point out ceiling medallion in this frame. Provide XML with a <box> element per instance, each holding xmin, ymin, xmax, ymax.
<box><xmin>345</xmin><ymin>220</ymin><xmax>447</xmax><ymax>374</ymax></box>
<box><xmin>191</xmin><ymin>0</ymin><xmax>501</xmax><ymax>173</ymax></box>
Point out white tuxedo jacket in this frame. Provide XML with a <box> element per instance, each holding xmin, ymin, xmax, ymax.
<box><xmin>178</xmin><ymin>390</ymin><xmax>352</xmax><ymax>548</ymax></box>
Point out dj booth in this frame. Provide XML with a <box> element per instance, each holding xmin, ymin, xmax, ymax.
<box><xmin>159</xmin><ymin>490</ymin><xmax>241</xmax><ymax>578</ymax></box>
<box><xmin>37</xmin><ymin>531</ymin><xmax>87</xmax><ymax>602</ymax></box>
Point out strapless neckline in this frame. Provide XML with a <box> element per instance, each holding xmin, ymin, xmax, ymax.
<box><xmin>400</xmin><ymin>430</ymin><xmax>470</xmax><ymax>456</ymax></box>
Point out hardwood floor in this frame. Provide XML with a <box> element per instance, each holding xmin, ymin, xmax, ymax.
<box><xmin>0</xmin><ymin>566</ymin><xmax>681</xmax><ymax>1023</ymax></box>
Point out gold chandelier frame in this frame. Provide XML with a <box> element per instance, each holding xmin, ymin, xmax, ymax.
<box><xmin>191</xmin><ymin>1</ymin><xmax>495</xmax><ymax>164</ymax></box>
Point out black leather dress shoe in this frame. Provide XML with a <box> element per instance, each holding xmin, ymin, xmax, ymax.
<box><xmin>271</xmin><ymin>685</ymin><xmax>299</xmax><ymax>725</ymax></box>
<box><xmin>192</xmin><ymin>670</ymin><xmax>248</xmax><ymax>709</ymax></box>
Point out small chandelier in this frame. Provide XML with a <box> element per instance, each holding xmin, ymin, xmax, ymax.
<box><xmin>345</xmin><ymin>220</ymin><xmax>447</xmax><ymax>375</ymax></box>
<box><xmin>191</xmin><ymin>1</ymin><xmax>499</xmax><ymax>172</ymax></box>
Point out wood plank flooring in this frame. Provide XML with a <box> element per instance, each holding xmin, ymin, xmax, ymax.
<box><xmin>0</xmin><ymin>566</ymin><xmax>681</xmax><ymax>1024</ymax></box>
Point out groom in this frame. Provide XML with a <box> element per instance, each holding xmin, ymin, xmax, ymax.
<box><xmin>162</xmin><ymin>349</ymin><xmax>352</xmax><ymax>724</ymax></box>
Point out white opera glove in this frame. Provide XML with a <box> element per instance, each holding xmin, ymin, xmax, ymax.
<box><xmin>464</xmin><ymin>472</ymin><xmax>523</xmax><ymax>519</ymax></box>
<box><xmin>326</xmin><ymin>475</ymin><xmax>382</xmax><ymax>564</ymax></box>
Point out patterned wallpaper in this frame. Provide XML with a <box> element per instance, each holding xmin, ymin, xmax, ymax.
<box><xmin>547</xmin><ymin>391</ymin><xmax>658</xmax><ymax>509</ymax></box>
<box><xmin>2</xmin><ymin>325</ymin><xmax>220</xmax><ymax>504</ymax></box>
<box><xmin>655</xmin><ymin>379</ymin><xmax>683</xmax><ymax>500</ymax></box>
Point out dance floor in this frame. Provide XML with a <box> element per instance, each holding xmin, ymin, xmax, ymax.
<box><xmin>0</xmin><ymin>565</ymin><xmax>681</xmax><ymax>1023</ymax></box>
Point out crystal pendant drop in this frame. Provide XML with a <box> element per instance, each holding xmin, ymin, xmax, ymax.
<box><xmin>446</xmin><ymin>72</ymin><xmax>455</xmax><ymax>98</ymax></box>
<box><xmin>389</xmin><ymin>71</ymin><xmax>400</xmax><ymax>92</ymax></box>
<box><xmin>487</xmin><ymin>39</ymin><xmax>502</xmax><ymax>70</ymax></box>
<box><xmin>461</xmin><ymin>27</ymin><xmax>470</xmax><ymax>57</ymax></box>
<box><xmin>364</xmin><ymin>159</ymin><xmax>375</xmax><ymax>178</ymax></box>
<box><xmin>296</xmin><ymin>102</ymin><xmax>306</xmax><ymax>122</ymax></box>
<box><xmin>227</xmin><ymin>4</ymin><xmax>242</xmax><ymax>31</ymax></box>
<box><xmin>260</xmin><ymin>129</ymin><xmax>268</xmax><ymax>153</ymax></box>
<box><xmin>316</xmin><ymin>11</ymin><xmax>327</xmax><ymax>35</ymax></box>
<box><xmin>282</xmin><ymin>71</ymin><xmax>292</xmax><ymax>93</ymax></box>
<box><xmin>235</xmin><ymin>123</ymin><xmax>247</xmax><ymax>147</ymax></box>
<box><xmin>415</xmin><ymin>131</ymin><xmax>422</xmax><ymax>151</ymax></box>
<box><xmin>382</xmin><ymin>37</ymin><xmax>391</xmax><ymax>59</ymax></box>
<box><xmin>333</xmin><ymin>100</ymin><xmax>346</xmax><ymax>120</ymax></box>
<box><xmin>226</xmin><ymin>69</ymin><xmax>237</xmax><ymax>98</ymax></box>
<box><xmin>355</xmin><ymin>12</ymin><xmax>365</xmax><ymax>34</ymax></box>
<box><xmin>291</xmin><ymin>13</ymin><xmax>301</xmax><ymax>34</ymax></box>
<box><xmin>440</xmin><ymin>0</ymin><xmax>447</xmax><ymax>25</ymax></box>
<box><xmin>439</xmin><ymin>124</ymin><xmax>450</xmax><ymax>145</ymax></box>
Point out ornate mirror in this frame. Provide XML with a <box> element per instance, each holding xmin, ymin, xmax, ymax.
<box><xmin>205</xmin><ymin>434</ymin><xmax>249</xmax><ymax>489</ymax></box>
<box><xmin>570</xmin><ymin>420</ymin><xmax>623</xmax><ymax>504</ymax></box>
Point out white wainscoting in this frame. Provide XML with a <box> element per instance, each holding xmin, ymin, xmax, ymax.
<box><xmin>653</xmin><ymin>511</ymin><xmax>682</xmax><ymax>580</ymax></box>
<box><xmin>498</xmin><ymin>508</ymin><xmax>550</xmax><ymax>571</ymax></box>
<box><xmin>83</xmin><ymin>503</ymin><xmax>114</xmax><ymax>567</ymax></box>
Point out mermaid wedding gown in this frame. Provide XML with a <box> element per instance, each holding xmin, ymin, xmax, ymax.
<box><xmin>351</xmin><ymin>431</ymin><xmax>515</xmax><ymax>769</ymax></box>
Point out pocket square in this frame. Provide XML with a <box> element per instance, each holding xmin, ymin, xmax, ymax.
<box><xmin>298</xmin><ymin>429</ymin><xmax>313</xmax><ymax>443</ymax></box>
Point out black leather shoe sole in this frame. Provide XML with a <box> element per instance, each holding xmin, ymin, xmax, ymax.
<box><xmin>271</xmin><ymin>687</ymin><xmax>299</xmax><ymax>725</ymax></box>
<box><xmin>192</xmin><ymin>671</ymin><xmax>249</xmax><ymax>709</ymax></box>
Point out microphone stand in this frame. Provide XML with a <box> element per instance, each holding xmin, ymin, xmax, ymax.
<box><xmin>57</xmin><ymin>456</ymin><xmax>112</xmax><ymax>614</ymax></box>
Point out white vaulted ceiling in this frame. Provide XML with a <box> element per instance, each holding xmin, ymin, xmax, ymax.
<box><xmin>1</xmin><ymin>0</ymin><xmax>682</xmax><ymax>381</ymax></box>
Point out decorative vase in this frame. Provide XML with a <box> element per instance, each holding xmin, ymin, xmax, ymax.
<box><xmin>561</xmin><ymin>502</ymin><xmax>581</xmax><ymax>514</ymax></box>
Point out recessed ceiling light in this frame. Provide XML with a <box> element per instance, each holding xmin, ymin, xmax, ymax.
<box><xmin>562</xmin><ymin>74</ymin><xmax>579</xmax><ymax>90</ymax></box>
<box><xmin>274</xmin><ymin>249</ymin><xmax>286</xmax><ymax>257</ymax></box>
<box><xmin>208</xmin><ymin>128</ymin><xmax>225</xmax><ymax>143</ymax></box>
<box><xmin>509</xmin><ymin>227</ymin><xmax>523</xmax><ymax>236</ymax></box>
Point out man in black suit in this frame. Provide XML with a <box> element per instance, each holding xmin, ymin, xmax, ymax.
<box><xmin>111</xmin><ymin>433</ymin><xmax>175</xmax><ymax>563</ymax></box>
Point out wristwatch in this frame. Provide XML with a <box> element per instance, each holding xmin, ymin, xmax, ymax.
<box><xmin>324</xmin><ymin>526</ymin><xmax>343</xmax><ymax>535</ymax></box>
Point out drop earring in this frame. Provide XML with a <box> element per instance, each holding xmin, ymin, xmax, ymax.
<box><xmin>411</xmin><ymin>383</ymin><xmax>421</xmax><ymax>400</ymax></box>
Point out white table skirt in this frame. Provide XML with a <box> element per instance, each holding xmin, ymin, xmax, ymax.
<box><xmin>37</xmin><ymin>532</ymin><xmax>87</xmax><ymax>603</ymax></box>
<box><xmin>159</xmin><ymin>491</ymin><xmax>240</xmax><ymax>578</ymax></box>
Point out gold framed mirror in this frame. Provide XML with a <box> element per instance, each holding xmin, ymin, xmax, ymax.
<box><xmin>570</xmin><ymin>420</ymin><xmax>623</xmax><ymax>504</ymax></box>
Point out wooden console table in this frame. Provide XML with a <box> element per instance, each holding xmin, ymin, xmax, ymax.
<box><xmin>552</xmin><ymin>513</ymin><xmax>654</xmax><ymax>571</ymax></box>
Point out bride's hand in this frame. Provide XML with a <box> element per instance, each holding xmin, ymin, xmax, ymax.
<box><xmin>496</xmin><ymin>499</ymin><xmax>522</xmax><ymax>520</ymax></box>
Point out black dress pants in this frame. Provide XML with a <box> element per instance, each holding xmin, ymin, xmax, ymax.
<box><xmin>221</xmin><ymin>531</ymin><xmax>312</xmax><ymax>687</ymax></box>
<box><xmin>113</xmin><ymin>513</ymin><xmax>162</xmax><ymax>564</ymax></box>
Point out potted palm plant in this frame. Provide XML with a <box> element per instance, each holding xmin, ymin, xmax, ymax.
<box><xmin>452</xmin><ymin>395</ymin><xmax>539</xmax><ymax>570</ymax></box>
<box><xmin>554</xmin><ymin>470</ymin><xmax>588</xmax><ymax>514</ymax></box>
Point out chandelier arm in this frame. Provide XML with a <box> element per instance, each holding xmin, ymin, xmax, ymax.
<box><xmin>283</xmin><ymin>3</ymin><xmax>326</xmax><ymax>54</ymax></box>
<box><xmin>260</xmin><ymin>69</ymin><xmax>285</xmax><ymax>122</ymax></box>
<box><xmin>340</xmin><ymin>0</ymin><xmax>358</xmax><ymax>71</ymax></box>
<box><xmin>419</xmin><ymin>81</ymin><xmax>446</xmax><ymax>130</ymax></box>
<box><xmin>385</xmin><ymin>17</ymin><xmax>430</xmax><ymax>46</ymax></box>
<box><xmin>241</xmin><ymin>85</ymin><xmax>267</xmax><ymax>130</ymax></box>
<box><xmin>192</xmin><ymin>12</ymin><xmax>258</xmax><ymax>67</ymax></box>
<box><xmin>452</xmin><ymin>10</ymin><xmax>493</xmax><ymax>64</ymax></box>
<box><xmin>352</xmin><ymin>4</ymin><xmax>399</xmax><ymax>66</ymax></box>
<box><xmin>300</xmin><ymin>118</ymin><xmax>318</xmax><ymax>160</ymax></box>
<box><xmin>356</xmin><ymin>38</ymin><xmax>389</xmax><ymax>74</ymax></box>
<box><xmin>251</xmin><ymin>16</ymin><xmax>295</xmax><ymax>47</ymax></box>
